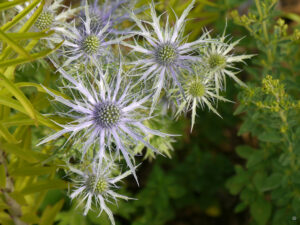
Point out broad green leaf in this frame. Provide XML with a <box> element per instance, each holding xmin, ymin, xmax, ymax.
<box><xmin>0</xmin><ymin>164</ymin><xmax>6</xmax><ymax>188</ymax></box>
<box><xmin>246</xmin><ymin>151</ymin><xmax>265</xmax><ymax>168</ymax></box>
<box><xmin>20</xmin><ymin>179</ymin><xmax>68</xmax><ymax>194</ymax></box>
<box><xmin>250</xmin><ymin>197</ymin><xmax>271</xmax><ymax>225</ymax></box>
<box><xmin>0</xmin><ymin>122</ymin><xmax>19</xmax><ymax>143</ymax></box>
<box><xmin>0</xmin><ymin>0</ymin><xmax>28</xmax><ymax>12</ymax></box>
<box><xmin>0</xmin><ymin>41</ymin><xmax>63</xmax><ymax>68</ymax></box>
<box><xmin>6</xmin><ymin>31</ymin><xmax>54</xmax><ymax>40</ymax></box>
<box><xmin>258</xmin><ymin>131</ymin><xmax>282</xmax><ymax>143</ymax></box>
<box><xmin>236</xmin><ymin>145</ymin><xmax>254</xmax><ymax>159</ymax></box>
<box><xmin>1</xmin><ymin>0</ymin><xmax>42</xmax><ymax>32</ymax></box>
<box><xmin>260</xmin><ymin>173</ymin><xmax>282</xmax><ymax>192</ymax></box>
<box><xmin>0</xmin><ymin>72</ymin><xmax>37</xmax><ymax>124</ymax></box>
<box><xmin>40</xmin><ymin>200</ymin><xmax>64</xmax><ymax>225</ymax></box>
<box><xmin>0</xmin><ymin>30</ymin><xmax>31</xmax><ymax>58</ymax></box>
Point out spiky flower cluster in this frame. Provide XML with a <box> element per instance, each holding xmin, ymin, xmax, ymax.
<box><xmin>34</xmin><ymin>0</ymin><xmax>252</xmax><ymax>224</ymax></box>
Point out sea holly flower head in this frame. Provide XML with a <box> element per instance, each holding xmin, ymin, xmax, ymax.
<box><xmin>175</xmin><ymin>67</ymin><xmax>231</xmax><ymax>131</ymax></box>
<box><xmin>83</xmin><ymin>0</ymin><xmax>139</xmax><ymax>35</ymax></box>
<box><xmin>202</xmin><ymin>29</ymin><xmax>254</xmax><ymax>93</ymax></box>
<box><xmin>69</xmin><ymin>160</ymin><xmax>133</xmax><ymax>225</ymax></box>
<box><xmin>123</xmin><ymin>0</ymin><xmax>213</xmax><ymax>112</ymax></box>
<box><xmin>37</xmin><ymin>61</ymin><xmax>169</xmax><ymax>180</ymax></box>
<box><xmin>60</xmin><ymin>1</ymin><xmax>131</xmax><ymax>67</ymax></box>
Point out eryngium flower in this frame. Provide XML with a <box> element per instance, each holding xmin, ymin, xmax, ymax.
<box><xmin>176</xmin><ymin>71</ymin><xmax>230</xmax><ymax>131</ymax></box>
<box><xmin>70</xmin><ymin>160</ymin><xmax>133</xmax><ymax>224</ymax></box>
<box><xmin>60</xmin><ymin>2</ymin><xmax>131</xmax><ymax>67</ymax></box>
<box><xmin>123</xmin><ymin>0</ymin><xmax>212</xmax><ymax>111</ymax></box>
<box><xmin>202</xmin><ymin>30</ymin><xmax>254</xmax><ymax>93</ymax></box>
<box><xmin>83</xmin><ymin>0</ymin><xmax>142</xmax><ymax>35</ymax></box>
<box><xmin>38</xmin><ymin>62</ymin><xmax>168</xmax><ymax>179</ymax></box>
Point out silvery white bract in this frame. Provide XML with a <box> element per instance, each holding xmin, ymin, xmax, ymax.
<box><xmin>175</xmin><ymin>68</ymin><xmax>231</xmax><ymax>131</ymax></box>
<box><xmin>60</xmin><ymin>2</ymin><xmax>131</xmax><ymax>67</ymax></box>
<box><xmin>37</xmin><ymin>62</ymin><xmax>169</xmax><ymax>180</ymax></box>
<box><xmin>123</xmin><ymin>0</ymin><xmax>212</xmax><ymax>112</ymax></box>
<box><xmin>70</xmin><ymin>160</ymin><xmax>133</xmax><ymax>225</ymax></box>
<box><xmin>202</xmin><ymin>30</ymin><xmax>254</xmax><ymax>93</ymax></box>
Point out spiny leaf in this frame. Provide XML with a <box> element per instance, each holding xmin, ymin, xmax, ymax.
<box><xmin>0</xmin><ymin>41</ymin><xmax>64</xmax><ymax>68</ymax></box>
<box><xmin>0</xmin><ymin>72</ymin><xmax>38</xmax><ymax>124</ymax></box>
<box><xmin>0</xmin><ymin>29</ymin><xmax>31</xmax><ymax>58</ymax></box>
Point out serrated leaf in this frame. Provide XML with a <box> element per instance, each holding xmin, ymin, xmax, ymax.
<box><xmin>250</xmin><ymin>197</ymin><xmax>271</xmax><ymax>225</ymax></box>
<box><xmin>0</xmin><ymin>30</ymin><xmax>31</xmax><ymax>58</ymax></box>
<box><xmin>0</xmin><ymin>72</ymin><xmax>37</xmax><ymax>124</ymax></box>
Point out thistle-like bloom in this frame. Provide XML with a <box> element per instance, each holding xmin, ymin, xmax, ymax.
<box><xmin>176</xmin><ymin>70</ymin><xmax>230</xmax><ymax>131</ymax></box>
<box><xmin>70</xmin><ymin>160</ymin><xmax>133</xmax><ymax>225</ymax></box>
<box><xmin>83</xmin><ymin>0</ymin><xmax>141</xmax><ymax>35</ymax></box>
<box><xmin>60</xmin><ymin>2</ymin><xmax>131</xmax><ymax>67</ymax></box>
<box><xmin>202</xmin><ymin>30</ymin><xmax>254</xmax><ymax>93</ymax></box>
<box><xmin>37</xmin><ymin>62</ymin><xmax>168</xmax><ymax>179</ymax></box>
<box><xmin>123</xmin><ymin>0</ymin><xmax>212</xmax><ymax>111</ymax></box>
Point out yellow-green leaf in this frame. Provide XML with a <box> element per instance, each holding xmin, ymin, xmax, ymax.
<box><xmin>0</xmin><ymin>72</ymin><xmax>37</xmax><ymax>124</ymax></box>
<box><xmin>0</xmin><ymin>30</ymin><xmax>31</xmax><ymax>58</ymax></box>
<box><xmin>0</xmin><ymin>0</ymin><xmax>28</xmax><ymax>12</ymax></box>
<box><xmin>0</xmin><ymin>164</ymin><xmax>6</xmax><ymax>188</ymax></box>
<box><xmin>40</xmin><ymin>200</ymin><xmax>65</xmax><ymax>225</ymax></box>
<box><xmin>20</xmin><ymin>180</ymin><xmax>68</xmax><ymax>195</ymax></box>
<box><xmin>6</xmin><ymin>31</ymin><xmax>55</xmax><ymax>40</ymax></box>
<box><xmin>0</xmin><ymin>122</ymin><xmax>19</xmax><ymax>144</ymax></box>
<box><xmin>10</xmin><ymin>166</ymin><xmax>56</xmax><ymax>176</ymax></box>
<box><xmin>20</xmin><ymin>0</ymin><xmax>45</xmax><ymax>32</ymax></box>
<box><xmin>0</xmin><ymin>41</ymin><xmax>63</xmax><ymax>68</ymax></box>
<box><xmin>1</xmin><ymin>0</ymin><xmax>42</xmax><ymax>32</ymax></box>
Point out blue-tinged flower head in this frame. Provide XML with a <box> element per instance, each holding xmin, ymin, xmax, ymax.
<box><xmin>69</xmin><ymin>160</ymin><xmax>133</xmax><ymax>224</ymax></box>
<box><xmin>82</xmin><ymin>0</ymin><xmax>140</xmax><ymax>35</ymax></box>
<box><xmin>201</xmin><ymin>29</ymin><xmax>254</xmax><ymax>93</ymax></box>
<box><xmin>60</xmin><ymin>1</ymin><xmax>132</xmax><ymax>67</ymax></box>
<box><xmin>175</xmin><ymin>66</ymin><xmax>231</xmax><ymax>131</ymax></box>
<box><xmin>37</xmin><ymin>61</ymin><xmax>170</xmax><ymax>181</ymax></box>
<box><xmin>123</xmin><ymin>0</ymin><xmax>213</xmax><ymax>112</ymax></box>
